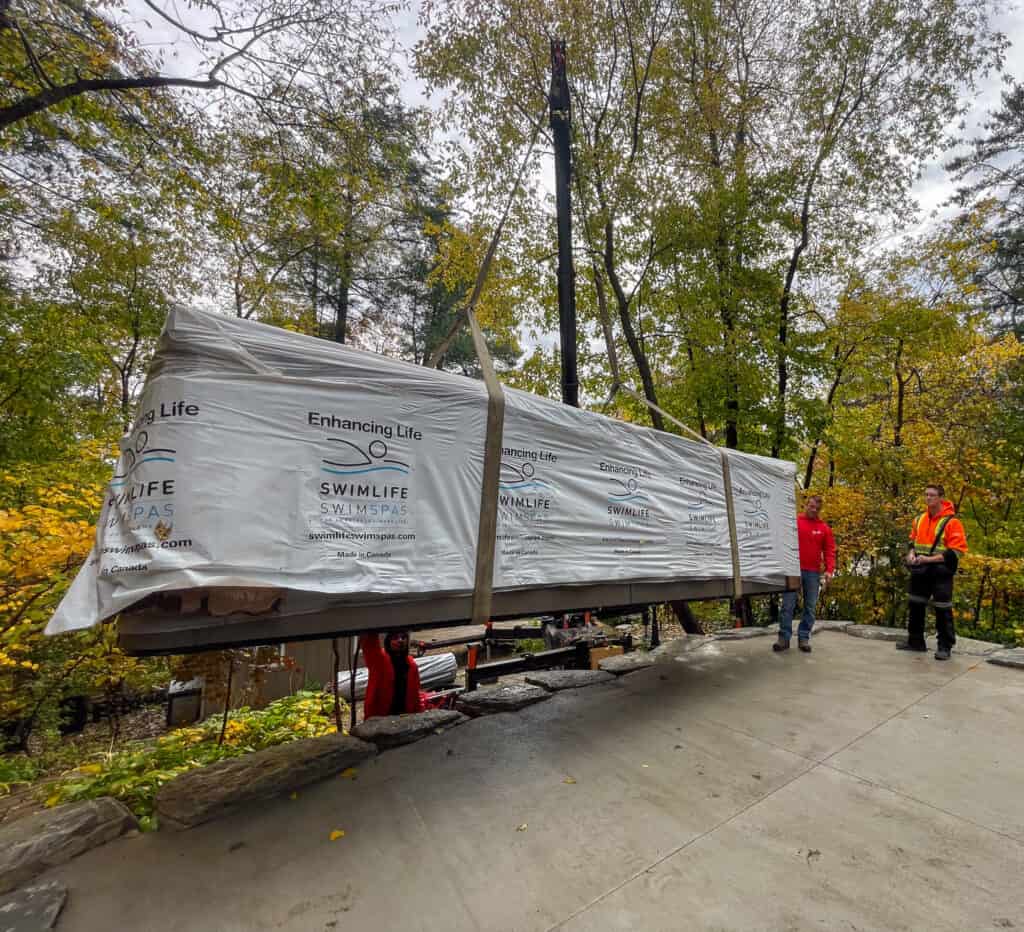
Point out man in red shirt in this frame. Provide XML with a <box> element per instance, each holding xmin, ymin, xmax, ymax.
<box><xmin>774</xmin><ymin>494</ymin><xmax>836</xmax><ymax>653</ymax></box>
<box><xmin>359</xmin><ymin>631</ymin><xmax>425</xmax><ymax>718</ymax></box>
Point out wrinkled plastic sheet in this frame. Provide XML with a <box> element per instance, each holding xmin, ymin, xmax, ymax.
<box><xmin>337</xmin><ymin>651</ymin><xmax>458</xmax><ymax>701</ymax></box>
<box><xmin>48</xmin><ymin>307</ymin><xmax>800</xmax><ymax>637</ymax></box>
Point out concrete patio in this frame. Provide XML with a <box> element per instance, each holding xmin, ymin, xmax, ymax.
<box><xmin>48</xmin><ymin>630</ymin><xmax>1024</xmax><ymax>931</ymax></box>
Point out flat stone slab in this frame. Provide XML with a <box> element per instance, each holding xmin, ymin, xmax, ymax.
<box><xmin>155</xmin><ymin>733</ymin><xmax>376</xmax><ymax>830</ymax></box>
<box><xmin>844</xmin><ymin>625</ymin><xmax>907</xmax><ymax>641</ymax></box>
<box><xmin>0</xmin><ymin>880</ymin><xmax>67</xmax><ymax>930</ymax></box>
<box><xmin>599</xmin><ymin>652</ymin><xmax>655</xmax><ymax>675</ymax></box>
<box><xmin>524</xmin><ymin>670</ymin><xmax>615</xmax><ymax>691</ymax></box>
<box><xmin>813</xmin><ymin>620</ymin><xmax>852</xmax><ymax>632</ymax></box>
<box><xmin>0</xmin><ymin>798</ymin><xmax>136</xmax><ymax>894</ymax></box>
<box><xmin>666</xmin><ymin>635</ymin><xmax>715</xmax><ymax>652</ymax></box>
<box><xmin>714</xmin><ymin>627</ymin><xmax>775</xmax><ymax>640</ymax></box>
<box><xmin>988</xmin><ymin>648</ymin><xmax>1024</xmax><ymax>669</ymax></box>
<box><xmin>352</xmin><ymin>710</ymin><xmax>467</xmax><ymax>750</ymax></box>
<box><xmin>456</xmin><ymin>684</ymin><xmax>552</xmax><ymax>717</ymax></box>
<box><xmin>952</xmin><ymin>637</ymin><xmax>1005</xmax><ymax>657</ymax></box>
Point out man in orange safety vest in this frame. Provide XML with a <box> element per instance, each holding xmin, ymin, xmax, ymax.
<box><xmin>896</xmin><ymin>483</ymin><xmax>968</xmax><ymax>661</ymax></box>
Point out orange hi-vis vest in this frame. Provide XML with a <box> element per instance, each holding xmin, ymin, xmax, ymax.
<box><xmin>910</xmin><ymin>502</ymin><xmax>968</xmax><ymax>557</ymax></box>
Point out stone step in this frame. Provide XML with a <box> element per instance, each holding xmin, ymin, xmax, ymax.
<box><xmin>155</xmin><ymin>733</ymin><xmax>376</xmax><ymax>830</ymax></box>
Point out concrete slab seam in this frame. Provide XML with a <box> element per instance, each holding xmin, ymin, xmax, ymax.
<box><xmin>543</xmin><ymin>758</ymin><xmax>819</xmax><ymax>932</ymax></box>
<box><xmin>544</xmin><ymin>658</ymin><xmax>986</xmax><ymax>932</ymax></box>
<box><xmin>693</xmin><ymin>715</ymin><xmax>824</xmax><ymax>764</ymax></box>
<box><xmin>820</xmin><ymin>761</ymin><xmax>1024</xmax><ymax>848</ymax></box>
<box><xmin>817</xmin><ymin>661</ymin><xmax>982</xmax><ymax>768</ymax></box>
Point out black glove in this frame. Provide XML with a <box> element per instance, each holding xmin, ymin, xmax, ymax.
<box><xmin>943</xmin><ymin>550</ymin><xmax>959</xmax><ymax>574</ymax></box>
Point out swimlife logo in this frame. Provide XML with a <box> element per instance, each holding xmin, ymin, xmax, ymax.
<box><xmin>607</xmin><ymin>477</ymin><xmax>653</xmax><ymax>525</ymax></box>
<box><xmin>318</xmin><ymin>438</ymin><xmax>412</xmax><ymax>528</ymax></box>
<box><xmin>740</xmin><ymin>489</ymin><xmax>771</xmax><ymax>533</ymax></box>
<box><xmin>498</xmin><ymin>461</ymin><xmax>554</xmax><ymax>514</ymax></box>
<box><xmin>684</xmin><ymin>492</ymin><xmax>718</xmax><ymax>534</ymax></box>
<box><xmin>105</xmin><ymin>430</ymin><xmax>177</xmax><ymax>532</ymax></box>
<box><xmin>499</xmin><ymin>460</ymin><xmax>552</xmax><ymax>492</ymax></box>
<box><xmin>608</xmin><ymin>477</ymin><xmax>649</xmax><ymax>505</ymax></box>
<box><xmin>321</xmin><ymin>438</ymin><xmax>410</xmax><ymax>478</ymax></box>
<box><xmin>109</xmin><ymin>430</ymin><xmax>176</xmax><ymax>488</ymax></box>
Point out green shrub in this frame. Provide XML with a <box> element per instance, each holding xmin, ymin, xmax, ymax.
<box><xmin>41</xmin><ymin>690</ymin><xmax>344</xmax><ymax>829</ymax></box>
<box><xmin>0</xmin><ymin>754</ymin><xmax>40</xmax><ymax>795</ymax></box>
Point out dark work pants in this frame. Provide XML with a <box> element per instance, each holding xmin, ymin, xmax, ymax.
<box><xmin>907</xmin><ymin>570</ymin><xmax>956</xmax><ymax>650</ymax></box>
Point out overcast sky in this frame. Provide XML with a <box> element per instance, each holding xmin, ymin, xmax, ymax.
<box><xmin>124</xmin><ymin>0</ymin><xmax>1022</xmax><ymax>250</ymax></box>
<box><xmin>391</xmin><ymin>1</ymin><xmax>1024</xmax><ymax>237</ymax></box>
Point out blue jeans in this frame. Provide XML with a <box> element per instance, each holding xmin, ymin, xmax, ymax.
<box><xmin>780</xmin><ymin>570</ymin><xmax>821</xmax><ymax>641</ymax></box>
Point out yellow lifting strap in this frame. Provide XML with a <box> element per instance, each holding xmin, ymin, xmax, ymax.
<box><xmin>435</xmin><ymin>111</ymin><xmax>744</xmax><ymax>618</ymax></box>
<box><xmin>601</xmin><ymin>383</ymin><xmax>744</xmax><ymax>601</ymax></box>
<box><xmin>426</xmin><ymin>115</ymin><xmax>543</xmax><ymax>626</ymax></box>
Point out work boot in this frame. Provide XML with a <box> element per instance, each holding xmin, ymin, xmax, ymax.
<box><xmin>772</xmin><ymin>636</ymin><xmax>790</xmax><ymax>652</ymax></box>
<box><xmin>934</xmin><ymin>647</ymin><xmax>951</xmax><ymax>661</ymax></box>
<box><xmin>798</xmin><ymin>639</ymin><xmax>811</xmax><ymax>653</ymax></box>
<box><xmin>895</xmin><ymin>641</ymin><xmax>927</xmax><ymax>652</ymax></box>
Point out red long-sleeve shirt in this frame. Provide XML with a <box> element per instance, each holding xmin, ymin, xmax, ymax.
<box><xmin>359</xmin><ymin>634</ymin><xmax>424</xmax><ymax>719</ymax></box>
<box><xmin>797</xmin><ymin>514</ymin><xmax>836</xmax><ymax>574</ymax></box>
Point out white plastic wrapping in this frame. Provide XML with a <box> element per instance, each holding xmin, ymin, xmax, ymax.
<box><xmin>48</xmin><ymin>307</ymin><xmax>799</xmax><ymax>636</ymax></box>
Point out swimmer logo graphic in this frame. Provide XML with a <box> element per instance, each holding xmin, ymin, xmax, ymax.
<box><xmin>735</xmin><ymin>483</ymin><xmax>772</xmax><ymax>542</ymax></box>
<box><xmin>495</xmin><ymin>447</ymin><xmax>560</xmax><ymax>563</ymax></box>
<box><xmin>309</xmin><ymin>410</ymin><xmax>422</xmax><ymax>560</ymax></box>
<box><xmin>105</xmin><ymin>429</ymin><xmax>177</xmax><ymax>533</ymax></box>
<box><xmin>499</xmin><ymin>460</ymin><xmax>552</xmax><ymax>492</ymax></box>
<box><xmin>322</xmin><ymin>438</ymin><xmax>410</xmax><ymax>477</ymax></box>
<box><xmin>607</xmin><ymin>477</ymin><xmax>649</xmax><ymax>505</ymax></box>
<box><xmin>98</xmin><ymin>397</ymin><xmax>198</xmax><ymax>576</ymax></box>
<box><xmin>742</xmin><ymin>491</ymin><xmax>771</xmax><ymax>529</ymax></box>
<box><xmin>109</xmin><ymin>430</ymin><xmax>176</xmax><ymax>487</ymax></box>
<box><xmin>605</xmin><ymin>473</ymin><xmax>654</xmax><ymax>528</ymax></box>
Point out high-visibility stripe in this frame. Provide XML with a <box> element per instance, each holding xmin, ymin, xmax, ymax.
<box><xmin>911</xmin><ymin>515</ymin><xmax>952</xmax><ymax>552</ymax></box>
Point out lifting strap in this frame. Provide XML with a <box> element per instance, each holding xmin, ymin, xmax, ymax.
<box><xmin>437</xmin><ymin>112</ymin><xmax>745</xmax><ymax>617</ymax></box>
<box><xmin>427</xmin><ymin>116</ymin><xmax>543</xmax><ymax>625</ymax></box>
<box><xmin>601</xmin><ymin>382</ymin><xmax>744</xmax><ymax>600</ymax></box>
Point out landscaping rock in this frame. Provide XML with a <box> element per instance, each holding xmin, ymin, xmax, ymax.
<box><xmin>456</xmin><ymin>684</ymin><xmax>551</xmax><ymax>717</ymax></box>
<box><xmin>813</xmin><ymin>620</ymin><xmax>852</xmax><ymax>632</ymax></box>
<box><xmin>988</xmin><ymin>648</ymin><xmax>1024</xmax><ymax>670</ymax></box>
<box><xmin>524</xmin><ymin>669</ymin><xmax>615</xmax><ymax>691</ymax></box>
<box><xmin>0</xmin><ymin>880</ymin><xmax>67</xmax><ymax>931</ymax></box>
<box><xmin>599</xmin><ymin>652</ymin><xmax>655</xmax><ymax>675</ymax></box>
<box><xmin>953</xmin><ymin>637</ymin><xmax>1005</xmax><ymax>657</ymax></box>
<box><xmin>844</xmin><ymin>625</ymin><xmax>908</xmax><ymax>642</ymax></box>
<box><xmin>352</xmin><ymin>709</ymin><xmax>467</xmax><ymax>750</ymax></box>
<box><xmin>155</xmin><ymin>733</ymin><xmax>376</xmax><ymax>830</ymax></box>
<box><xmin>0</xmin><ymin>798</ymin><xmax>137</xmax><ymax>895</ymax></box>
<box><xmin>714</xmin><ymin>627</ymin><xmax>775</xmax><ymax>640</ymax></box>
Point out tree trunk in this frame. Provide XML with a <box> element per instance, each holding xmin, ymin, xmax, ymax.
<box><xmin>334</xmin><ymin>258</ymin><xmax>350</xmax><ymax>345</ymax></box>
<box><xmin>335</xmin><ymin>191</ymin><xmax>354</xmax><ymax>344</ymax></box>
<box><xmin>892</xmin><ymin>339</ymin><xmax>907</xmax><ymax>498</ymax></box>
<box><xmin>685</xmin><ymin>339</ymin><xmax>709</xmax><ymax>440</ymax></box>
<box><xmin>331</xmin><ymin>638</ymin><xmax>343</xmax><ymax>732</ymax></box>
<box><xmin>603</xmin><ymin>220</ymin><xmax>665</xmax><ymax>431</ymax></box>
<box><xmin>803</xmin><ymin>349</ymin><xmax>848</xmax><ymax>488</ymax></box>
<box><xmin>972</xmin><ymin>567</ymin><xmax>990</xmax><ymax>627</ymax></box>
<box><xmin>592</xmin><ymin>260</ymin><xmax>621</xmax><ymax>382</ymax></box>
<box><xmin>669</xmin><ymin>600</ymin><xmax>705</xmax><ymax>635</ymax></box>
<box><xmin>217</xmin><ymin>655</ymin><xmax>234</xmax><ymax>746</ymax></box>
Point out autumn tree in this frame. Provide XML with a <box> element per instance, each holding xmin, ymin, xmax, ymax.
<box><xmin>417</xmin><ymin>0</ymin><xmax>1004</xmax><ymax>456</ymax></box>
